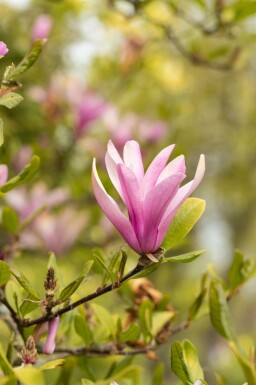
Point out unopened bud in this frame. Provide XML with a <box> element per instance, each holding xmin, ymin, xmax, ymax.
<box><xmin>44</xmin><ymin>267</ymin><xmax>58</xmax><ymax>296</ymax></box>
<box><xmin>20</xmin><ymin>336</ymin><xmax>38</xmax><ymax>365</ymax></box>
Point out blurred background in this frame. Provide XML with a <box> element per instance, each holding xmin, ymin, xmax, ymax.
<box><xmin>1</xmin><ymin>0</ymin><xmax>256</xmax><ymax>384</ymax></box>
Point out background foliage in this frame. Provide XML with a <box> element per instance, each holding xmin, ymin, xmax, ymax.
<box><xmin>1</xmin><ymin>0</ymin><xmax>256</xmax><ymax>384</ymax></box>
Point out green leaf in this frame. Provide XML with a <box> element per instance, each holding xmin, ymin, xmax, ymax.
<box><xmin>193</xmin><ymin>0</ymin><xmax>206</xmax><ymax>8</ymax></box>
<box><xmin>209</xmin><ymin>282</ymin><xmax>237</xmax><ymax>342</ymax></box>
<box><xmin>82</xmin><ymin>380</ymin><xmax>95</xmax><ymax>385</ymax></box>
<box><xmin>0</xmin><ymin>156</ymin><xmax>40</xmax><ymax>193</ymax></box>
<box><xmin>119</xmin><ymin>323</ymin><xmax>140</xmax><ymax>343</ymax></box>
<box><xmin>0</xmin><ymin>119</ymin><xmax>4</xmax><ymax>148</ymax></box>
<box><xmin>230</xmin><ymin>1</ymin><xmax>256</xmax><ymax>21</ymax></box>
<box><xmin>228</xmin><ymin>250</ymin><xmax>256</xmax><ymax>291</ymax></box>
<box><xmin>0</xmin><ymin>261</ymin><xmax>11</xmax><ymax>286</ymax></box>
<box><xmin>162</xmin><ymin>198</ymin><xmax>205</xmax><ymax>250</ymax></box>
<box><xmin>10</xmin><ymin>269</ymin><xmax>40</xmax><ymax>299</ymax></box>
<box><xmin>0</xmin><ymin>343</ymin><xmax>15</xmax><ymax>376</ymax></box>
<box><xmin>2</xmin><ymin>207</ymin><xmax>19</xmax><ymax>233</ymax></box>
<box><xmin>139</xmin><ymin>299</ymin><xmax>153</xmax><ymax>341</ymax></box>
<box><xmin>6</xmin><ymin>40</ymin><xmax>45</xmax><ymax>79</ymax></box>
<box><xmin>4</xmin><ymin>281</ymin><xmax>22</xmax><ymax>316</ymax></box>
<box><xmin>0</xmin><ymin>92</ymin><xmax>23</xmax><ymax>109</ymax></box>
<box><xmin>129</xmin><ymin>259</ymin><xmax>164</xmax><ymax>279</ymax></box>
<box><xmin>129</xmin><ymin>250</ymin><xmax>204</xmax><ymax>281</ymax></box>
<box><xmin>151</xmin><ymin>364</ymin><xmax>164</xmax><ymax>385</ymax></box>
<box><xmin>152</xmin><ymin>311</ymin><xmax>175</xmax><ymax>336</ymax></box>
<box><xmin>14</xmin><ymin>367</ymin><xmax>44</xmax><ymax>385</ymax></box>
<box><xmin>94</xmin><ymin>253</ymin><xmax>115</xmax><ymax>284</ymax></box>
<box><xmin>171</xmin><ymin>340</ymin><xmax>205</xmax><ymax>384</ymax></box>
<box><xmin>91</xmin><ymin>303</ymin><xmax>116</xmax><ymax>338</ymax></box>
<box><xmin>102</xmin><ymin>250</ymin><xmax>121</xmax><ymax>286</ymax></box>
<box><xmin>39</xmin><ymin>359</ymin><xmax>65</xmax><ymax>370</ymax></box>
<box><xmin>164</xmin><ymin>250</ymin><xmax>205</xmax><ymax>264</ymax></box>
<box><xmin>171</xmin><ymin>341</ymin><xmax>193</xmax><ymax>384</ymax></box>
<box><xmin>59</xmin><ymin>275</ymin><xmax>84</xmax><ymax>302</ymax></box>
<box><xmin>215</xmin><ymin>373</ymin><xmax>229</xmax><ymax>385</ymax></box>
<box><xmin>118</xmin><ymin>250</ymin><xmax>128</xmax><ymax>279</ymax></box>
<box><xmin>188</xmin><ymin>274</ymin><xmax>208</xmax><ymax>321</ymax></box>
<box><xmin>74</xmin><ymin>314</ymin><xmax>93</xmax><ymax>345</ymax></box>
<box><xmin>19</xmin><ymin>293</ymin><xmax>39</xmax><ymax>317</ymax></box>
<box><xmin>183</xmin><ymin>340</ymin><xmax>204</xmax><ymax>381</ymax></box>
<box><xmin>229</xmin><ymin>341</ymin><xmax>256</xmax><ymax>384</ymax></box>
<box><xmin>83</xmin><ymin>260</ymin><xmax>94</xmax><ymax>277</ymax></box>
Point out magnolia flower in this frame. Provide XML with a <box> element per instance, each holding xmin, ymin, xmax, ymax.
<box><xmin>92</xmin><ymin>140</ymin><xmax>205</xmax><ymax>254</ymax></box>
<box><xmin>32</xmin><ymin>14</ymin><xmax>53</xmax><ymax>41</ymax></box>
<box><xmin>6</xmin><ymin>182</ymin><xmax>69</xmax><ymax>221</ymax></box>
<box><xmin>75</xmin><ymin>92</ymin><xmax>107</xmax><ymax>138</ymax></box>
<box><xmin>43</xmin><ymin>317</ymin><xmax>59</xmax><ymax>355</ymax></box>
<box><xmin>21</xmin><ymin>208</ymin><xmax>87</xmax><ymax>255</ymax></box>
<box><xmin>0</xmin><ymin>42</ymin><xmax>8</xmax><ymax>58</ymax></box>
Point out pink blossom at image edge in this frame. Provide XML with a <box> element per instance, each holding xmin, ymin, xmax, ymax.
<box><xmin>0</xmin><ymin>42</ymin><xmax>8</xmax><ymax>57</ymax></box>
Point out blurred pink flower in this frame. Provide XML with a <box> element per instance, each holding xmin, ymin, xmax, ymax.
<box><xmin>6</xmin><ymin>182</ymin><xmax>69</xmax><ymax>221</ymax></box>
<box><xmin>0</xmin><ymin>165</ymin><xmax>8</xmax><ymax>186</ymax></box>
<box><xmin>103</xmin><ymin>108</ymin><xmax>168</xmax><ymax>147</ymax></box>
<box><xmin>0</xmin><ymin>42</ymin><xmax>8</xmax><ymax>58</ymax></box>
<box><xmin>74</xmin><ymin>92</ymin><xmax>107</xmax><ymax>138</ymax></box>
<box><xmin>21</xmin><ymin>208</ymin><xmax>87</xmax><ymax>255</ymax></box>
<box><xmin>92</xmin><ymin>140</ymin><xmax>205</xmax><ymax>254</ymax></box>
<box><xmin>32</xmin><ymin>14</ymin><xmax>53</xmax><ymax>41</ymax></box>
<box><xmin>139</xmin><ymin>120</ymin><xmax>167</xmax><ymax>142</ymax></box>
<box><xmin>43</xmin><ymin>317</ymin><xmax>59</xmax><ymax>355</ymax></box>
<box><xmin>12</xmin><ymin>146</ymin><xmax>33</xmax><ymax>173</ymax></box>
<box><xmin>103</xmin><ymin>107</ymin><xmax>136</xmax><ymax>148</ymax></box>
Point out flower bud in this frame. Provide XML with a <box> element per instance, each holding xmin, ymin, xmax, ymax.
<box><xmin>44</xmin><ymin>267</ymin><xmax>58</xmax><ymax>297</ymax></box>
<box><xmin>20</xmin><ymin>336</ymin><xmax>38</xmax><ymax>365</ymax></box>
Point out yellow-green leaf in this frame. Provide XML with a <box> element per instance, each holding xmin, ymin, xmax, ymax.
<box><xmin>162</xmin><ymin>198</ymin><xmax>206</xmax><ymax>250</ymax></box>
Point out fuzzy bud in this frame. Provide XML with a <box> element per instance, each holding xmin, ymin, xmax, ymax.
<box><xmin>20</xmin><ymin>336</ymin><xmax>38</xmax><ymax>365</ymax></box>
<box><xmin>44</xmin><ymin>267</ymin><xmax>58</xmax><ymax>296</ymax></box>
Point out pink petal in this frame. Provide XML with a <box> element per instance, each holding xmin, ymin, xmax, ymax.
<box><xmin>117</xmin><ymin>164</ymin><xmax>144</xmax><ymax>241</ymax></box>
<box><xmin>0</xmin><ymin>42</ymin><xmax>8</xmax><ymax>57</ymax></box>
<box><xmin>0</xmin><ymin>165</ymin><xmax>8</xmax><ymax>186</ymax></box>
<box><xmin>140</xmin><ymin>172</ymin><xmax>186</xmax><ymax>252</ymax></box>
<box><xmin>123</xmin><ymin>140</ymin><xmax>144</xmax><ymax>183</ymax></box>
<box><xmin>141</xmin><ymin>144</ymin><xmax>175</xmax><ymax>196</ymax></box>
<box><xmin>155</xmin><ymin>154</ymin><xmax>205</xmax><ymax>249</ymax></box>
<box><xmin>43</xmin><ymin>316</ymin><xmax>59</xmax><ymax>355</ymax></box>
<box><xmin>32</xmin><ymin>14</ymin><xmax>53</xmax><ymax>41</ymax></box>
<box><xmin>105</xmin><ymin>142</ymin><xmax>124</xmax><ymax>200</ymax></box>
<box><xmin>92</xmin><ymin>159</ymin><xmax>141</xmax><ymax>253</ymax></box>
<box><xmin>157</xmin><ymin>155</ymin><xmax>186</xmax><ymax>184</ymax></box>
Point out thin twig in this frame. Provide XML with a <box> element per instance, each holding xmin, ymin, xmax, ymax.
<box><xmin>37</xmin><ymin>319</ymin><xmax>189</xmax><ymax>357</ymax></box>
<box><xmin>20</xmin><ymin>257</ymin><xmax>148</xmax><ymax>328</ymax></box>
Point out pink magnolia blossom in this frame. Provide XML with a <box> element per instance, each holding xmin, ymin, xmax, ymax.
<box><xmin>0</xmin><ymin>165</ymin><xmax>8</xmax><ymax>186</ymax></box>
<box><xmin>32</xmin><ymin>14</ymin><xmax>53</xmax><ymax>41</ymax></box>
<box><xmin>92</xmin><ymin>140</ymin><xmax>205</xmax><ymax>254</ymax></box>
<box><xmin>103</xmin><ymin>107</ymin><xmax>167</xmax><ymax>147</ymax></box>
<box><xmin>0</xmin><ymin>42</ymin><xmax>8</xmax><ymax>58</ymax></box>
<box><xmin>43</xmin><ymin>317</ymin><xmax>59</xmax><ymax>354</ymax></box>
<box><xmin>75</xmin><ymin>92</ymin><xmax>107</xmax><ymax>138</ymax></box>
<box><xmin>6</xmin><ymin>182</ymin><xmax>69</xmax><ymax>221</ymax></box>
<box><xmin>21</xmin><ymin>208</ymin><xmax>87</xmax><ymax>255</ymax></box>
